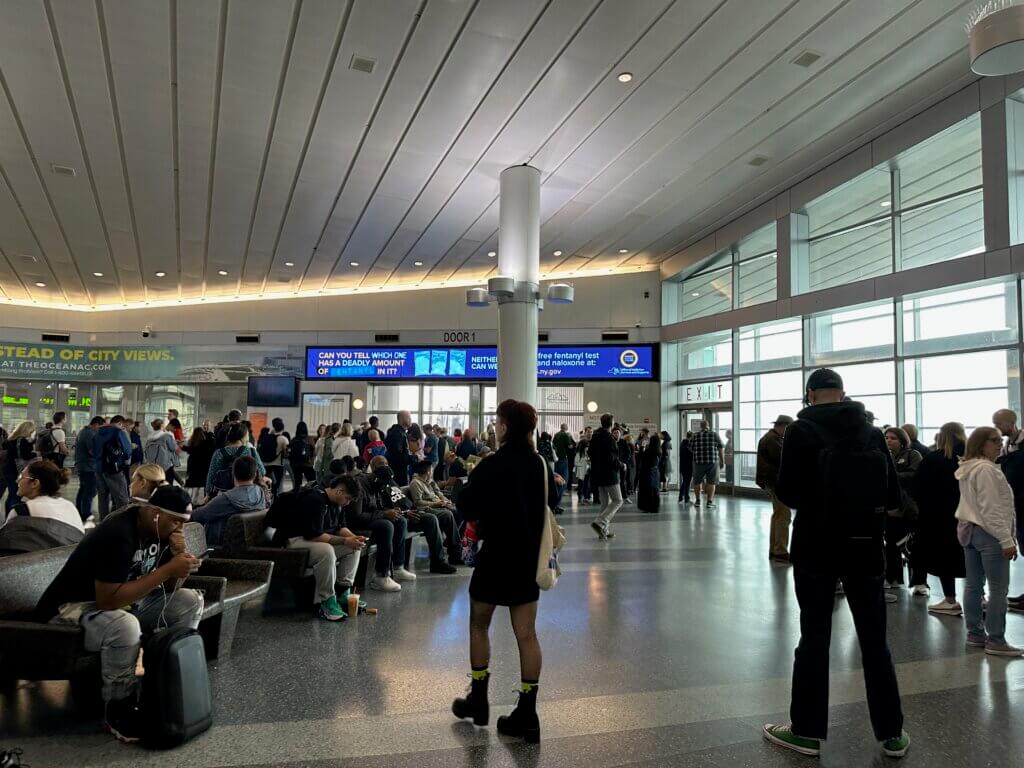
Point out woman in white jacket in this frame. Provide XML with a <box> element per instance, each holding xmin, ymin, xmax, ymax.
<box><xmin>955</xmin><ymin>426</ymin><xmax>1021</xmax><ymax>657</ymax></box>
<box><xmin>332</xmin><ymin>423</ymin><xmax>359</xmax><ymax>462</ymax></box>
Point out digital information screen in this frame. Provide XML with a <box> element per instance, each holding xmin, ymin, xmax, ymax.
<box><xmin>306</xmin><ymin>345</ymin><xmax>656</xmax><ymax>381</ymax></box>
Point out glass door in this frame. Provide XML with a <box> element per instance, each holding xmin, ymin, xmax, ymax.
<box><xmin>678</xmin><ymin>406</ymin><xmax>735</xmax><ymax>486</ymax></box>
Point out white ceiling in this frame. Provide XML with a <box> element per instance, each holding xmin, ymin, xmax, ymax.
<box><xmin>0</xmin><ymin>0</ymin><xmax>980</xmax><ymax>309</ymax></box>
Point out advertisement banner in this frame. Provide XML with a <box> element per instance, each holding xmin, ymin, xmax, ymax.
<box><xmin>306</xmin><ymin>345</ymin><xmax>657</xmax><ymax>381</ymax></box>
<box><xmin>0</xmin><ymin>341</ymin><xmax>303</xmax><ymax>383</ymax></box>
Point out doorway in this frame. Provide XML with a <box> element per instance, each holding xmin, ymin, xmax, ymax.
<box><xmin>678</xmin><ymin>406</ymin><xmax>734</xmax><ymax>486</ymax></box>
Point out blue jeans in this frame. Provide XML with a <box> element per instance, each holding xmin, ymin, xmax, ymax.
<box><xmin>75</xmin><ymin>470</ymin><xmax>97</xmax><ymax>521</ymax></box>
<box><xmin>963</xmin><ymin>525</ymin><xmax>1011</xmax><ymax>643</ymax></box>
<box><xmin>554</xmin><ymin>459</ymin><xmax>568</xmax><ymax>508</ymax></box>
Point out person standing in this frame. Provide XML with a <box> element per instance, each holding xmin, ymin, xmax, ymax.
<box><xmin>452</xmin><ymin>399</ymin><xmax>557</xmax><ymax>743</ymax></box>
<box><xmin>677</xmin><ymin>431</ymin><xmax>694</xmax><ymax>505</ymax></box>
<box><xmin>723</xmin><ymin>429</ymin><xmax>734</xmax><ymax>485</ymax></box>
<box><xmin>95</xmin><ymin>416</ymin><xmax>133</xmax><ymax>520</ymax></box>
<box><xmin>636</xmin><ymin>433</ymin><xmax>662</xmax><ymax>513</ymax></box>
<box><xmin>589</xmin><ymin>414</ymin><xmax>623</xmax><ymax>540</ymax></box>
<box><xmin>658</xmin><ymin>431</ymin><xmax>672</xmax><ymax>492</ymax></box>
<box><xmin>690</xmin><ymin>421</ymin><xmax>724</xmax><ymax>508</ymax></box>
<box><xmin>262</xmin><ymin>418</ymin><xmax>290</xmax><ymax>496</ymax></box>
<box><xmin>289</xmin><ymin>421</ymin><xmax>316</xmax><ymax>488</ymax></box>
<box><xmin>993</xmin><ymin>408</ymin><xmax>1024</xmax><ymax>455</ymax></box>
<box><xmin>143</xmin><ymin>419</ymin><xmax>181</xmax><ymax>486</ymax></box>
<box><xmin>576</xmin><ymin>427</ymin><xmax>593</xmax><ymax>505</ymax></box>
<box><xmin>955</xmin><ymin>427</ymin><xmax>1022</xmax><ymax>656</ymax></box>
<box><xmin>182</xmin><ymin>426</ymin><xmax>215</xmax><ymax>505</ymax></box>
<box><xmin>756</xmin><ymin>415</ymin><xmax>793</xmax><ymax>563</ymax></box>
<box><xmin>385</xmin><ymin>411</ymin><xmax>413</xmax><ymax>486</ymax></box>
<box><xmin>74</xmin><ymin>417</ymin><xmax>105</xmax><ymax>521</ymax></box>
<box><xmin>39</xmin><ymin>411</ymin><xmax>69</xmax><ymax>468</ymax></box>
<box><xmin>883</xmin><ymin>427</ymin><xmax>923</xmax><ymax>593</ymax></box>
<box><xmin>552</xmin><ymin>424</ymin><xmax>575</xmax><ymax>512</ymax></box>
<box><xmin>763</xmin><ymin>368</ymin><xmax>909</xmax><ymax>759</ymax></box>
<box><xmin>913</xmin><ymin>422</ymin><xmax>967</xmax><ymax>616</ymax></box>
<box><xmin>618</xmin><ymin>431</ymin><xmax>635</xmax><ymax>503</ymax></box>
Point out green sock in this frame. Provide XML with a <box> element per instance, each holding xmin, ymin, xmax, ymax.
<box><xmin>520</xmin><ymin>681</ymin><xmax>538</xmax><ymax>693</ymax></box>
<box><xmin>470</xmin><ymin>667</ymin><xmax>489</xmax><ymax>681</ymax></box>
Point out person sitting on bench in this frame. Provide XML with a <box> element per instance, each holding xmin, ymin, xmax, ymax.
<box><xmin>408</xmin><ymin>459</ymin><xmax>463</xmax><ymax>564</ymax></box>
<box><xmin>33</xmin><ymin>485</ymin><xmax>203</xmax><ymax>744</ymax></box>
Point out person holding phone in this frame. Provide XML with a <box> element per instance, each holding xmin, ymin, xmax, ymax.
<box><xmin>955</xmin><ymin>426</ymin><xmax>1021</xmax><ymax>656</ymax></box>
<box><xmin>32</xmin><ymin>485</ymin><xmax>203</xmax><ymax>744</ymax></box>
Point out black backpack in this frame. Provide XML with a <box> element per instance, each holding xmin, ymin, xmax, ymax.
<box><xmin>806</xmin><ymin>421</ymin><xmax>891</xmax><ymax>546</ymax></box>
<box><xmin>289</xmin><ymin>436</ymin><xmax>312</xmax><ymax>465</ymax></box>
<box><xmin>265</xmin><ymin>486</ymin><xmax>319</xmax><ymax>544</ymax></box>
<box><xmin>210</xmin><ymin>447</ymin><xmax>240</xmax><ymax>493</ymax></box>
<box><xmin>35</xmin><ymin>429</ymin><xmax>55</xmax><ymax>455</ymax></box>
<box><xmin>257</xmin><ymin>432</ymin><xmax>279</xmax><ymax>463</ymax></box>
<box><xmin>101</xmin><ymin>434</ymin><xmax>128</xmax><ymax>475</ymax></box>
<box><xmin>140</xmin><ymin>626</ymin><xmax>212</xmax><ymax>748</ymax></box>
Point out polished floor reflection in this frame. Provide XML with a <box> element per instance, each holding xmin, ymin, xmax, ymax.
<box><xmin>3</xmin><ymin>495</ymin><xmax>1024</xmax><ymax>767</ymax></box>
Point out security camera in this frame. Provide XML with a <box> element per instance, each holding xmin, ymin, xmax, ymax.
<box><xmin>634</xmin><ymin>322</ymin><xmax>642</xmax><ymax>329</ymax></box>
<box><xmin>141</xmin><ymin>325</ymin><xmax>153</xmax><ymax>339</ymax></box>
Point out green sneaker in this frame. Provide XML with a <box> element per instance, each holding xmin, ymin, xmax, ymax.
<box><xmin>762</xmin><ymin>723</ymin><xmax>821</xmax><ymax>756</ymax></box>
<box><xmin>881</xmin><ymin>730</ymin><xmax>910</xmax><ymax>758</ymax></box>
<box><xmin>318</xmin><ymin>595</ymin><xmax>346</xmax><ymax>622</ymax></box>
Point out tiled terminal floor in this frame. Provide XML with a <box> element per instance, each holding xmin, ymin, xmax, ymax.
<box><xmin>3</xmin><ymin>495</ymin><xmax>1024</xmax><ymax>767</ymax></box>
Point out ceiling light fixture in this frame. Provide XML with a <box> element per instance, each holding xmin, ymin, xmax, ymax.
<box><xmin>414</xmin><ymin>261</ymin><xmax>424</xmax><ymax>266</ymax></box>
<box><xmin>155</xmin><ymin>271</ymin><xmax>166</xmax><ymax>278</ymax></box>
<box><xmin>618</xmin><ymin>248</ymin><xmax>629</xmax><ymax>254</ymax></box>
<box><xmin>35</xmin><ymin>282</ymin><xmax>46</xmax><ymax>287</ymax></box>
<box><xmin>92</xmin><ymin>272</ymin><xmax>104</xmax><ymax>277</ymax></box>
<box><xmin>880</xmin><ymin>201</ymin><xmax>891</xmax><ymax>207</ymax></box>
<box><xmin>350</xmin><ymin>261</ymin><xmax>359</xmax><ymax>267</ymax></box>
<box><xmin>217</xmin><ymin>270</ymin><xmax>228</xmax><ymax>276</ymax></box>
<box><xmin>968</xmin><ymin>2</ymin><xmax>1024</xmax><ymax>75</ymax></box>
<box><xmin>691</xmin><ymin>292</ymin><xmax>700</xmax><ymax>297</ymax></box>
<box><xmin>617</xmin><ymin>72</ymin><xmax>633</xmax><ymax>83</ymax></box>
<box><xmin>553</xmin><ymin>250</ymin><xmax>562</xmax><ymax>257</ymax></box>
<box><xmin>487</xmin><ymin>251</ymin><xmax>496</xmax><ymax>258</ymax></box>
<box><xmin>284</xmin><ymin>261</ymin><xmax>294</xmax><ymax>267</ymax></box>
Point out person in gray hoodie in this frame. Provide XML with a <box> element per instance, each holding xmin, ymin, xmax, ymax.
<box><xmin>144</xmin><ymin>418</ymin><xmax>181</xmax><ymax>485</ymax></box>
<box><xmin>192</xmin><ymin>455</ymin><xmax>267</xmax><ymax>546</ymax></box>
<box><xmin>955</xmin><ymin>426</ymin><xmax>1021</xmax><ymax>657</ymax></box>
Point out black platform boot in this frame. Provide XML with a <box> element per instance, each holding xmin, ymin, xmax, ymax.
<box><xmin>496</xmin><ymin>685</ymin><xmax>540</xmax><ymax>743</ymax></box>
<box><xmin>452</xmin><ymin>674</ymin><xmax>489</xmax><ymax>726</ymax></box>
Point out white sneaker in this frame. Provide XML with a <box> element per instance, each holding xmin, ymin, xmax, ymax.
<box><xmin>884</xmin><ymin>581</ymin><xmax>900</xmax><ymax>590</ymax></box>
<box><xmin>369</xmin><ymin>574</ymin><xmax>401</xmax><ymax>592</ymax></box>
<box><xmin>928</xmin><ymin>599</ymin><xmax>963</xmax><ymax>616</ymax></box>
<box><xmin>884</xmin><ymin>592</ymin><xmax>898</xmax><ymax>603</ymax></box>
<box><xmin>912</xmin><ymin>585</ymin><xmax>930</xmax><ymax>597</ymax></box>
<box><xmin>392</xmin><ymin>566</ymin><xmax>418</xmax><ymax>582</ymax></box>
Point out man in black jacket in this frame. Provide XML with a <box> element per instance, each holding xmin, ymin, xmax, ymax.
<box><xmin>385</xmin><ymin>411</ymin><xmax>413</xmax><ymax>485</ymax></box>
<box><xmin>762</xmin><ymin>369</ymin><xmax>908</xmax><ymax>759</ymax></box>
<box><xmin>589</xmin><ymin>413</ymin><xmax>623</xmax><ymax>541</ymax></box>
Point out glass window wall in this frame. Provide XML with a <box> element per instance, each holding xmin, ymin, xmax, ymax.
<box><xmin>676</xmin><ymin>330</ymin><xmax>733</xmax><ymax>381</ymax></box>
<box><xmin>737</xmin><ymin>318</ymin><xmax>801</xmax><ymax>374</ymax></box>
<box><xmin>806</xmin><ymin>300</ymin><xmax>895</xmax><ymax>366</ymax></box>
<box><xmin>901</xmin><ymin>278</ymin><xmax>1018</xmax><ymax>356</ymax></box>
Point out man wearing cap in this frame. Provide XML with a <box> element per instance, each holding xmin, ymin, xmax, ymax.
<box><xmin>763</xmin><ymin>368</ymin><xmax>909</xmax><ymax>759</ymax></box>
<box><xmin>756</xmin><ymin>414</ymin><xmax>794</xmax><ymax>563</ymax></box>
<box><xmin>33</xmin><ymin>486</ymin><xmax>204</xmax><ymax>744</ymax></box>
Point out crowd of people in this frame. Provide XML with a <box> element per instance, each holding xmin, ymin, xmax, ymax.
<box><xmin>4</xmin><ymin>374</ymin><xmax>1024</xmax><ymax>758</ymax></box>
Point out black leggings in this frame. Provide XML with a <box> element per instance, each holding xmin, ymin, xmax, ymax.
<box><xmin>940</xmin><ymin>575</ymin><xmax>956</xmax><ymax>598</ymax></box>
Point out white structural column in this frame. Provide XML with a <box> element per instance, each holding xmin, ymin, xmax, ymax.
<box><xmin>496</xmin><ymin>165</ymin><xmax>540</xmax><ymax>407</ymax></box>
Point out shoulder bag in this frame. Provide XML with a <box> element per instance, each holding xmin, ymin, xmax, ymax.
<box><xmin>536</xmin><ymin>455</ymin><xmax>567</xmax><ymax>591</ymax></box>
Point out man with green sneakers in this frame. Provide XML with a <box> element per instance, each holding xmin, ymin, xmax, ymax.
<box><xmin>763</xmin><ymin>368</ymin><xmax>910</xmax><ymax>759</ymax></box>
<box><xmin>266</xmin><ymin>474</ymin><xmax>366</xmax><ymax>621</ymax></box>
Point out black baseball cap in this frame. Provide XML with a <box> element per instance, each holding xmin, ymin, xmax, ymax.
<box><xmin>805</xmin><ymin>368</ymin><xmax>844</xmax><ymax>392</ymax></box>
<box><xmin>146</xmin><ymin>485</ymin><xmax>193</xmax><ymax>520</ymax></box>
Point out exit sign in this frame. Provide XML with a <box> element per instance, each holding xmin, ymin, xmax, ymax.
<box><xmin>682</xmin><ymin>380</ymin><xmax>732</xmax><ymax>404</ymax></box>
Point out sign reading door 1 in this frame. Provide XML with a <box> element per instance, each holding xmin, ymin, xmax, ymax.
<box><xmin>682</xmin><ymin>380</ymin><xmax>732</xmax><ymax>404</ymax></box>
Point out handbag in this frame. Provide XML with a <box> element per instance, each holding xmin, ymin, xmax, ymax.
<box><xmin>536</xmin><ymin>455</ymin><xmax>566</xmax><ymax>591</ymax></box>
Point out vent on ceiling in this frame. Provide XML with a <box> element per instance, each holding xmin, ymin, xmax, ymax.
<box><xmin>601</xmin><ymin>331</ymin><xmax>630</xmax><ymax>342</ymax></box>
<box><xmin>538</xmin><ymin>332</ymin><xmax>550</xmax><ymax>342</ymax></box>
<box><xmin>375</xmin><ymin>333</ymin><xmax>400</xmax><ymax>343</ymax></box>
<box><xmin>350</xmin><ymin>55</ymin><xmax>376</xmax><ymax>74</ymax></box>
<box><xmin>41</xmin><ymin>332</ymin><xmax>70</xmax><ymax>343</ymax></box>
<box><xmin>19</xmin><ymin>254</ymin><xmax>38</xmax><ymax>263</ymax></box>
<box><xmin>235</xmin><ymin>334</ymin><xmax>260</xmax><ymax>344</ymax></box>
<box><xmin>747</xmin><ymin>155</ymin><xmax>769</xmax><ymax>167</ymax></box>
<box><xmin>50</xmin><ymin>163</ymin><xmax>77</xmax><ymax>177</ymax></box>
<box><xmin>792</xmin><ymin>49</ymin><xmax>822</xmax><ymax>68</ymax></box>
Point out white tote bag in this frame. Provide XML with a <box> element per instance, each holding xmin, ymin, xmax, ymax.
<box><xmin>536</xmin><ymin>456</ymin><xmax>566</xmax><ymax>591</ymax></box>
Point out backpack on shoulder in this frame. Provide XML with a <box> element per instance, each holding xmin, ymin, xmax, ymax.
<box><xmin>140</xmin><ymin>626</ymin><xmax>212</xmax><ymax>748</ymax></box>
<box><xmin>806</xmin><ymin>421</ymin><xmax>891</xmax><ymax>548</ymax></box>
<box><xmin>101</xmin><ymin>435</ymin><xmax>128</xmax><ymax>476</ymax></box>
<box><xmin>210</xmin><ymin>447</ymin><xmax>238</xmax><ymax>494</ymax></box>
<box><xmin>257</xmin><ymin>432</ymin><xmax>279</xmax><ymax>463</ymax></box>
<box><xmin>35</xmin><ymin>429</ymin><xmax>55</xmax><ymax>456</ymax></box>
<box><xmin>265</xmin><ymin>485</ymin><xmax>318</xmax><ymax>545</ymax></box>
<box><xmin>288</xmin><ymin>436</ymin><xmax>312</xmax><ymax>465</ymax></box>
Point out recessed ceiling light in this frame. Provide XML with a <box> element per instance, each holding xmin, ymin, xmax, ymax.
<box><xmin>92</xmin><ymin>272</ymin><xmax>104</xmax><ymax>277</ymax></box>
<box><xmin>618</xmin><ymin>248</ymin><xmax>629</xmax><ymax>254</ymax></box>
<box><xmin>553</xmin><ymin>250</ymin><xmax>562</xmax><ymax>257</ymax></box>
<box><xmin>349</xmin><ymin>261</ymin><xmax>359</xmax><ymax>267</ymax></box>
<box><xmin>880</xmin><ymin>201</ymin><xmax>891</xmax><ymax>207</ymax></box>
<box><xmin>284</xmin><ymin>261</ymin><xmax>294</xmax><ymax>267</ymax></box>
<box><xmin>414</xmin><ymin>261</ymin><xmax>424</xmax><ymax>267</ymax></box>
<box><xmin>35</xmin><ymin>281</ymin><xmax>46</xmax><ymax>287</ymax></box>
<box><xmin>155</xmin><ymin>271</ymin><xmax>166</xmax><ymax>278</ymax></box>
<box><xmin>487</xmin><ymin>251</ymin><xmax>496</xmax><ymax>257</ymax></box>
<box><xmin>691</xmin><ymin>292</ymin><xmax>700</xmax><ymax>297</ymax></box>
<box><xmin>792</xmin><ymin>50</ymin><xmax>823</xmax><ymax>68</ymax></box>
<box><xmin>617</xmin><ymin>72</ymin><xmax>633</xmax><ymax>83</ymax></box>
<box><xmin>217</xmin><ymin>270</ymin><xmax>228</xmax><ymax>276</ymax></box>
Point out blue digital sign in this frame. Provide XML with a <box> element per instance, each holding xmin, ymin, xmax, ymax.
<box><xmin>305</xmin><ymin>345</ymin><xmax>656</xmax><ymax>381</ymax></box>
